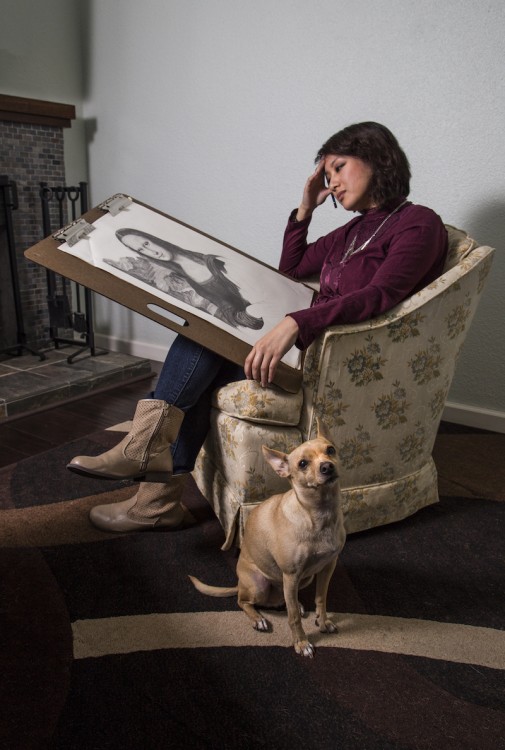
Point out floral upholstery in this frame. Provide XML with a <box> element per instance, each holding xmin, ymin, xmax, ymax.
<box><xmin>193</xmin><ymin>226</ymin><xmax>495</xmax><ymax>548</ymax></box>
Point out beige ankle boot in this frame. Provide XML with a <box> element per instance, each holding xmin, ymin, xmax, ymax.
<box><xmin>67</xmin><ymin>399</ymin><xmax>184</xmax><ymax>481</ymax></box>
<box><xmin>89</xmin><ymin>475</ymin><xmax>195</xmax><ymax>532</ymax></box>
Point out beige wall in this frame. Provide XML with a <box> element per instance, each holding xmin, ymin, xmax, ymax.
<box><xmin>0</xmin><ymin>0</ymin><xmax>87</xmax><ymax>185</ymax></box>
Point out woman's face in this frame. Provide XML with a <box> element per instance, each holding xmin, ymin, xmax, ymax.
<box><xmin>324</xmin><ymin>154</ymin><xmax>375</xmax><ymax>212</ymax></box>
<box><xmin>121</xmin><ymin>233</ymin><xmax>172</xmax><ymax>261</ymax></box>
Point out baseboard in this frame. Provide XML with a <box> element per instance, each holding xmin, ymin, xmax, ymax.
<box><xmin>94</xmin><ymin>332</ymin><xmax>174</xmax><ymax>363</ymax></box>
<box><xmin>443</xmin><ymin>401</ymin><xmax>505</xmax><ymax>434</ymax></box>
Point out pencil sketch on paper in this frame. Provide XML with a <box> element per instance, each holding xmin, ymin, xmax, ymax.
<box><xmin>104</xmin><ymin>228</ymin><xmax>265</xmax><ymax>331</ymax></box>
<box><xmin>58</xmin><ymin>201</ymin><xmax>315</xmax><ymax>369</ymax></box>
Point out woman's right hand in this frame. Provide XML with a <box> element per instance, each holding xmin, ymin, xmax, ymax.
<box><xmin>296</xmin><ymin>159</ymin><xmax>332</xmax><ymax>221</ymax></box>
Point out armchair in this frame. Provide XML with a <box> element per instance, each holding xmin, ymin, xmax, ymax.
<box><xmin>193</xmin><ymin>226</ymin><xmax>495</xmax><ymax>548</ymax></box>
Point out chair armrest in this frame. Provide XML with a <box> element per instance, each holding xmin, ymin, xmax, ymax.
<box><xmin>212</xmin><ymin>379</ymin><xmax>303</xmax><ymax>425</ymax></box>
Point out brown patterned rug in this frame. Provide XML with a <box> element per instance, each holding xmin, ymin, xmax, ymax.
<box><xmin>1</xmin><ymin>426</ymin><xmax>504</xmax><ymax>750</ymax></box>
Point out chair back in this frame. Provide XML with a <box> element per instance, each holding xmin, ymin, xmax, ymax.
<box><xmin>299</xmin><ymin>230</ymin><xmax>495</xmax><ymax>494</ymax></box>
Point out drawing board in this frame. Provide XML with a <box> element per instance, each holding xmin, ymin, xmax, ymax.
<box><xmin>25</xmin><ymin>195</ymin><xmax>316</xmax><ymax>392</ymax></box>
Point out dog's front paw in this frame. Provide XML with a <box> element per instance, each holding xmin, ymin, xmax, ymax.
<box><xmin>253</xmin><ymin>617</ymin><xmax>270</xmax><ymax>632</ymax></box>
<box><xmin>294</xmin><ymin>639</ymin><xmax>315</xmax><ymax>658</ymax></box>
<box><xmin>315</xmin><ymin>614</ymin><xmax>338</xmax><ymax>633</ymax></box>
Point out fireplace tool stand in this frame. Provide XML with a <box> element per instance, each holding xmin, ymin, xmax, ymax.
<box><xmin>0</xmin><ymin>175</ymin><xmax>46</xmax><ymax>360</ymax></box>
<box><xmin>40</xmin><ymin>181</ymin><xmax>107</xmax><ymax>363</ymax></box>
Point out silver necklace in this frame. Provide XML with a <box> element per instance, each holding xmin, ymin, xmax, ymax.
<box><xmin>342</xmin><ymin>199</ymin><xmax>409</xmax><ymax>263</ymax></box>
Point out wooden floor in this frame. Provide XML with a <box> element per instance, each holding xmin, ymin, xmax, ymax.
<box><xmin>0</xmin><ymin>362</ymin><xmax>161</xmax><ymax>470</ymax></box>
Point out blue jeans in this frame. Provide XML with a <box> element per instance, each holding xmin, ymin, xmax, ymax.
<box><xmin>152</xmin><ymin>335</ymin><xmax>245</xmax><ymax>474</ymax></box>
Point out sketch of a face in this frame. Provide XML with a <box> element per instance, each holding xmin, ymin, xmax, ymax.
<box><xmin>120</xmin><ymin>233</ymin><xmax>173</xmax><ymax>261</ymax></box>
<box><xmin>118</xmin><ymin>230</ymin><xmax>216</xmax><ymax>284</ymax></box>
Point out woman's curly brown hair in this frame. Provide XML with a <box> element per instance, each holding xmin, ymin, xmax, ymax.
<box><xmin>316</xmin><ymin>122</ymin><xmax>411</xmax><ymax>207</ymax></box>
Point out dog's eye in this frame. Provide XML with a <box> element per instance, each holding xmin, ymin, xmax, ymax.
<box><xmin>326</xmin><ymin>446</ymin><xmax>336</xmax><ymax>456</ymax></box>
<box><xmin>298</xmin><ymin>459</ymin><xmax>308</xmax><ymax>469</ymax></box>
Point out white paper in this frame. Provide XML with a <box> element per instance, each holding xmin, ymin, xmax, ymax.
<box><xmin>59</xmin><ymin>202</ymin><xmax>315</xmax><ymax>369</ymax></box>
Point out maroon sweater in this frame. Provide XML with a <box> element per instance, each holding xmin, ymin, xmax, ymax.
<box><xmin>280</xmin><ymin>200</ymin><xmax>448</xmax><ymax>349</ymax></box>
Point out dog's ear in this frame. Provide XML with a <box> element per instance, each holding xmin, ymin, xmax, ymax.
<box><xmin>262</xmin><ymin>445</ymin><xmax>290</xmax><ymax>478</ymax></box>
<box><xmin>316</xmin><ymin>419</ymin><xmax>333</xmax><ymax>443</ymax></box>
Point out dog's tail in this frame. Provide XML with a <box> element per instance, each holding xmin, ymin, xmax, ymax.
<box><xmin>188</xmin><ymin>574</ymin><xmax>238</xmax><ymax>598</ymax></box>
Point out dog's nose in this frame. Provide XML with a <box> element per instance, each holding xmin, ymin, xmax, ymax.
<box><xmin>319</xmin><ymin>461</ymin><xmax>335</xmax><ymax>476</ymax></box>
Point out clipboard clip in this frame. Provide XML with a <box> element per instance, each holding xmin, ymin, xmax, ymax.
<box><xmin>98</xmin><ymin>193</ymin><xmax>133</xmax><ymax>216</ymax></box>
<box><xmin>53</xmin><ymin>218</ymin><xmax>95</xmax><ymax>247</ymax></box>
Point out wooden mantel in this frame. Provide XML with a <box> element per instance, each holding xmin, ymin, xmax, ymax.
<box><xmin>0</xmin><ymin>94</ymin><xmax>76</xmax><ymax>128</ymax></box>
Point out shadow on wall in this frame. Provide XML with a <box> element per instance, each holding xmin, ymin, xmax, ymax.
<box><xmin>467</xmin><ymin>199</ymin><xmax>504</xmax><ymax>315</ymax></box>
<box><xmin>85</xmin><ymin>118</ymin><xmax>97</xmax><ymax>147</ymax></box>
<box><xmin>79</xmin><ymin>0</ymin><xmax>93</xmax><ymax>100</ymax></box>
<box><xmin>469</xmin><ymin>200</ymin><xmax>505</xmax><ymax>252</ymax></box>
<box><xmin>447</xmin><ymin>199</ymin><xmax>505</xmax><ymax>411</ymax></box>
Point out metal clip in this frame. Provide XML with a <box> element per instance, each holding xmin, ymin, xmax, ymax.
<box><xmin>53</xmin><ymin>218</ymin><xmax>95</xmax><ymax>247</ymax></box>
<box><xmin>98</xmin><ymin>193</ymin><xmax>133</xmax><ymax>216</ymax></box>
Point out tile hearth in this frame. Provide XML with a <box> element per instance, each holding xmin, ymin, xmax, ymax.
<box><xmin>0</xmin><ymin>346</ymin><xmax>154</xmax><ymax>421</ymax></box>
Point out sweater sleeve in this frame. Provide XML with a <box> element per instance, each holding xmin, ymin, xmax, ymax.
<box><xmin>288</xmin><ymin>212</ymin><xmax>448</xmax><ymax>349</ymax></box>
<box><xmin>279</xmin><ymin>211</ymin><xmax>344</xmax><ymax>279</ymax></box>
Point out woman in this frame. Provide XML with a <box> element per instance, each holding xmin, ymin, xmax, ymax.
<box><xmin>68</xmin><ymin>122</ymin><xmax>448</xmax><ymax>532</ymax></box>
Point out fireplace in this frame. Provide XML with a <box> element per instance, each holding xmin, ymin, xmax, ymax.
<box><xmin>0</xmin><ymin>94</ymin><xmax>76</xmax><ymax>356</ymax></box>
<box><xmin>0</xmin><ymin>96</ymin><xmax>155</xmax><ymax>421</ymax></box>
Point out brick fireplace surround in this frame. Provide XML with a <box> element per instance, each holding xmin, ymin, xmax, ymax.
<box><xmin>0</xmin><ymin>94</ymin><xmax>75</xmax><ymax>351</ymax></box>
<box><xmin>0</xmin><ymin>95</ymin><xmax>75</xmax><ymax>349</ymax></box>
<box><xmin>0</xmin><ymin>94</ymin><xmax>152</xmax><ymax>420</ymax></box>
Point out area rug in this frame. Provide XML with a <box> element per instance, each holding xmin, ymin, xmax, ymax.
<box><xmin>1</xmin><ymin>428</ymin><xmax>504</xmax><ymax>750</ymax></box>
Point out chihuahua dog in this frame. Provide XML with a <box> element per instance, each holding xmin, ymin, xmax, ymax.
<box><xmin>189</xmin><ymin>421</ymin><xmax>346</xmax><ymax>657</ymax></box>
